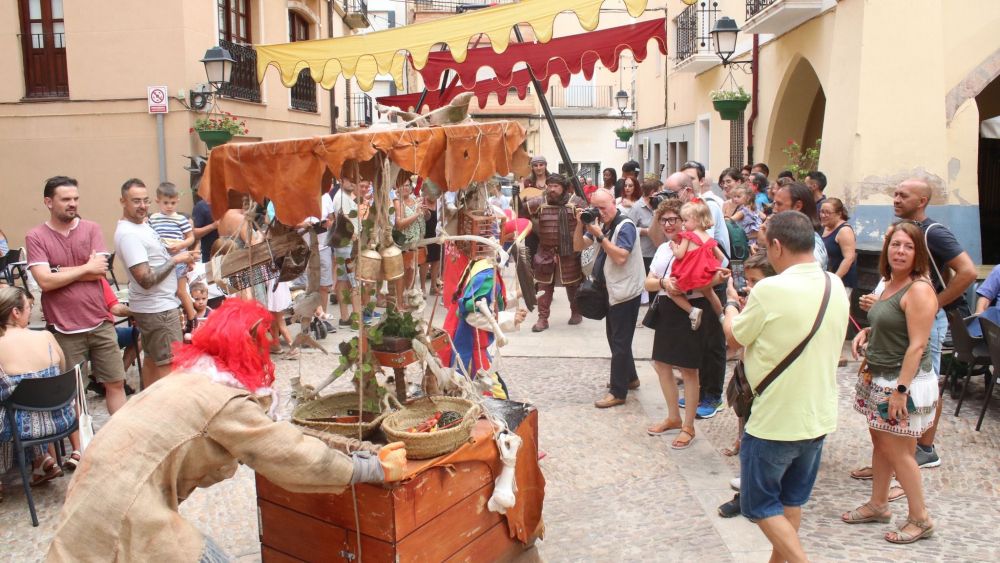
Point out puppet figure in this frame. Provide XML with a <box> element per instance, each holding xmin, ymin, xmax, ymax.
<box><xmin>45</xmin><ymin>299</ymin><xmax>406</xmax><ymax>563</ymax></box>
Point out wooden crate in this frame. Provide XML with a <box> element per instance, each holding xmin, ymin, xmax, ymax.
<box><xmin>257</xmin><ymin>412</ymin><xmax>539</xmax><ymax>562</ymax></box>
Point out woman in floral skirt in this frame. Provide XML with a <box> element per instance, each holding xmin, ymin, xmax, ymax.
<box><xmin>842</xmin><ymin>221</ymin><xmax>937</xmax><ymax>544</ymax></box>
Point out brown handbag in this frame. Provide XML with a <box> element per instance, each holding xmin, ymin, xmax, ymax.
<box><xmin>726</xmin><ymin>273</ymin><xmax>832</xmax><ymax>419</ymax></box>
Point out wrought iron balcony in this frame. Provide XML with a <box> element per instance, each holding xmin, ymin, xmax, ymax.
<box><xmin>290</xmin><ymin>69</ymin><xmax>317</xmax><ymax>113</ymax></box>
<box><xmin>217</xmin><ymin>40</ymin><xmax>261</xmax><ymax>104</ymax></box>
<box><xmin>744</xmin><ymin>0</ymin><xmax>824</xmax><ymax>36</ymax></box>
<box><xmin>344</xmin><ymin>1</ymin><xmax>370</xmax><ymax>30</ymax></box>
<box><xmin>413</xmin><ymin>0</ymin><xmax>518</xmax><ymax>13</ymax></box>
<box><xmin>675</xmin><ymin>1</ymin><xmax>720</xmax><ymax>73</ymax></box>
<box><xmin>348</xmin><ymin>93</ymin><xmax>373</xmax><ymax>127</ymax></box>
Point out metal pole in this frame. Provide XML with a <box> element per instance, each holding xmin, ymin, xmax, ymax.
<box><xmin>512</xmin><ymin>26</ymin><xmax>584</xmax><ymax>199</ymax></box>
<box><xmin>155</xmin><ymin>113</ymin><xmax>167</xmax><ymax>183</ymax></box>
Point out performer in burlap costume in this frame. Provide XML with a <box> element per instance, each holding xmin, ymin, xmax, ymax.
<box><xmin>45</xmin><ymin>299</ymin><xmax>406</xmax><ymax>562</ymax></box>
<box><xmin>526</xmin><ymin>173</ymin><xmax>586</xmax><ymax>332</ymax></box>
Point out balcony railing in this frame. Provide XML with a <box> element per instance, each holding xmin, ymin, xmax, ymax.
<box><xmin>413</xmin><ymin>0</ymin><xmax>518</xmax><ymax>13</ymax></box>
<box><xmin>348</xmin><ymin>93</ymin><xmax>373</xmax><ymax>127</ymax></box>
<box><xmin>547</xmin><ymin>85</ymin><xmax>613</xmax><ymax>109</ymax></box>
<box><xmin>746</xmin><ymin>0</ymin><xmax>778</xmax><ymax>20</ymax></box>
<box><xmin>290</xmin><ymin>69</ymin><xmax>317</xmax><ymax>112</ymax></box>
<box><xmin>217</xmin><ymin>39</ymin><xmax>261</xmax><ymax>104</ymax></box>
<box><xmin>676</xmin><ymin>2</ymin><xmax>720</xmax><ymax>63</ymax></box>
<box><xmin>344</xmin><ymin>1</ymin><xmax>370</xmax><ymax>30</ymax></box>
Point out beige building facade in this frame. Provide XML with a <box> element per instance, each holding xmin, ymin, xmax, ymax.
<box><xmin>635</xmin><ymin>0</ymin><xmax>1000</xmax><ymax>263</ymax></box>
<box><xmin>0</xmin><ymin>0</ymin><xmax>359</xmax><ymax>252</ymax></box>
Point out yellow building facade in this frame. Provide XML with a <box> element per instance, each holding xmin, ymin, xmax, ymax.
<box><xmin>0</xmin><ymin>0</ymin><xmax>356</xmax><ymax>251</ymax></box>
<box><xmin>635</xmin><ymin>0</ymin><xmax>1000</xmax><ymax>262</ymax></box>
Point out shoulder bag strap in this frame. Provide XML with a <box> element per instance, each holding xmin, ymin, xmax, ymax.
<box><xmin>923</xmin><ymin>223</ymin><xmax>947</xmax><ymax>289</ymax></box>
<box><xmin>753</xmin><ymin>272</ymin><xmax>833</xmax><ymax>396</ymax></box>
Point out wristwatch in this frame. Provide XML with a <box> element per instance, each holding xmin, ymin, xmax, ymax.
<box><xmin>896</xmin><ymin>383</ymin><xmax>909</xmax><ymax>394</ymax></box>
<box><xmin>725</xmin><ymin>300</ymin><xmax>741</xmax><ymax>312</ymax></box>
<box><xmin>595</xmin><ymin>235</ymin><xmax>606</xmax><ymax>244</ymax></box>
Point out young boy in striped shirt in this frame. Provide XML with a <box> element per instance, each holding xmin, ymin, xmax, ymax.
<box><xmin>148</xmin><ymin>182</ymin><xmax>196</xmax><ymax>321</ymax></box>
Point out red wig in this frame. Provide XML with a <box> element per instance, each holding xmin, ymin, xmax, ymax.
<box><xmin>172</xmin><ymin>299</ymin><xmax>275</xmax><ymax>393</ymax></box>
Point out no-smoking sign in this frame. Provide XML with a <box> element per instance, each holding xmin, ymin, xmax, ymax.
<box><xmin>147</xmin><ymin>86</ymin><xmax>169</xmax><ymax>114</ymax></box>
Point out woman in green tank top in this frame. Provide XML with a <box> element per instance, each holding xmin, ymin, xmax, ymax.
<box><xmin>841</xmin><ymin>222</ymin><xmax>937</xmax><ymax>544</ymax></box>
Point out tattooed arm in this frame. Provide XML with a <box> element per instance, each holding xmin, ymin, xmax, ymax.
<box><xmin>129</xmin><ymin>251</ymin><xmax>196</xmax><ymax>290</ymax></box>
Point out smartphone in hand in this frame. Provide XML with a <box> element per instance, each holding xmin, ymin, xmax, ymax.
<box><xmin>731</xmin><ymin>260</ymin><xmax>747</xmax><ymax>296</ymax></box>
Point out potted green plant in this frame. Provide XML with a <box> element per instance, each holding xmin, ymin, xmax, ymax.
<box><xmin>191</xmin><ymin>111</ymin><xmax>248</xmax><ymax>149</ymax></box>
<box><xmin>615</xmin><ymin>125</ymin><xmax>634</xmax><ymax>142</ymax></box>
<box><xmin>710</xmin><ymin>86</ymin><xmax>751</xmax><ymax>121</ymax></box>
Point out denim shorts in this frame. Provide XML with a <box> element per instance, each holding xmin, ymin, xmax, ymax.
<box><xmin>739</xmin><ymin>432</ymin><xmax>825</xmax><ymax>521</ymax></box>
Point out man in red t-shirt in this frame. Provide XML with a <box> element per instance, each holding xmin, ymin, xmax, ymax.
<box><xmin>26</xmin><ymin>176</ymin><xmax>128</xmax><ymax>414</ymax></box>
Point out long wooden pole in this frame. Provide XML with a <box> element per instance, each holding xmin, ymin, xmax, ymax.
<box><xmin>512</xmin><ymin>26</ymin><xmax>585</xmax><ymax>200</ymax></box>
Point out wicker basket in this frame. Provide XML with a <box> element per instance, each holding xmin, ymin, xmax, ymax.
<box><xmin>292</xmin><ymin>392</ymin><xmax>400</xmax><ymax>440</ymax></box>
<box><xmin>381</xmin><ymin>396</ymin><xmax>481</xmax><ymax>459</ymax></box>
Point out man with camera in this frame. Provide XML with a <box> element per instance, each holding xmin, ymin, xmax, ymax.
<box><xmin>574</xmin><ymin>189</ymin><xmax>646</xmax><ymax>408</ymax></box>
<box><xmin>525</xmin><ymin>174</ymin><xmax>587</xmax><ymax>332</ymax></box>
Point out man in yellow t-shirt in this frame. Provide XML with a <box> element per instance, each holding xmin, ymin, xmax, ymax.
<box><xmin>723</xmin><ymin>211</ymin><xmax>849</xmax><ymax>563</ymax></box>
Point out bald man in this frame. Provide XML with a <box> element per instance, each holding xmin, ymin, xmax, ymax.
<box><xmin>889</xmin><ymin>178</ymin><xmax>976</xmax><ymax>468</ymax></box>
<box><xmin>573</xmin><ymin>189</ymin><xmax>646</xmax><ymax>408</ymax></box>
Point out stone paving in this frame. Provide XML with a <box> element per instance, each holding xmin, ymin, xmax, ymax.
<box><xmin>3</xmin><ymin>291</ymin><xmax>1000</xmax><ymax>562</ymax></box>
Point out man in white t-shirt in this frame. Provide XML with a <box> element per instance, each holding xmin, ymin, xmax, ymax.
<box><xmin>115</xmin><ymin>179</ymin><xmax>198</xmax><ymax>388</ymax></box>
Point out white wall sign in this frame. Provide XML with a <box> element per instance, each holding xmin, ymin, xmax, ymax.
<box><xmin>147</xmin><ymin>86</ymin><xmax>169</xmax><ymax>114</ymax></box>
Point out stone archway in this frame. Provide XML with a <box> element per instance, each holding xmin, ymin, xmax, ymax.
<box><xmin>764</xmin><ymin>57</ymin><xmax>826</xmax><ymax>176</ymax></box>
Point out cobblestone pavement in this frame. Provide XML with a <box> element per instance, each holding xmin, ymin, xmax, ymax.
<box><xmin>3</xmin><ymin>293</ymin><xmax>999</xmax><ymax>561</ymax></box>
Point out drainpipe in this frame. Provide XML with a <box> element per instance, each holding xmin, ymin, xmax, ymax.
<box><xmin>327</xmin><ymin>0</ymin><xmax>337</xmax><ymax>132</ymax></box>
<box><xmin>746</xmin><ymin>34</ymin><xmax>759</xmax><ymax>165</ymax></box>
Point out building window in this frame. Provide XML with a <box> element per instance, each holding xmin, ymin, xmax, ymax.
<box><xmin>18</xmin><ymin>0</ymin><xmax>68</xmax><ymax>98</ymax></box>
<box><xmin>288</xmin><ymin>11</ymin><xmax>317</xmax><ymax>112</ymax></box>
<box><xmin>218</xmin><ymin>0</ymin><xmax>251</xmax><ymax>44</ymax></box>
<box><xmin>216</xmin><ymin>0</ymin><xmax>260</xmax><ymax>103</ymax></box>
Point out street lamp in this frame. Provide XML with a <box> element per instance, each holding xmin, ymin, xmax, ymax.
<box><xmin>710</xmin><ymin>17</ymin><xmax>752</xmax><ymax>72</ymax></box>
<box><xmin>201</xmin><ymin>46</ymin><xmax>236</xmax><ymax>90</ymax></box>
<box><xmin>615</xmin><ymin>89</ymin><xmax>629</xmax><ymax>116</ymax></box>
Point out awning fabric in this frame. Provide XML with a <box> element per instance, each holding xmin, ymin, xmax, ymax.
<box><xmin>376</xmin><ymin>18</ymin><xmax>666</xmax><ymax>112</ymax></box>
<box><xmin>255</xmin><ymin>0</ymin><xmax>649</xmax><ymax>92</ymax></box>
<box><xmin>198</xmin><ymin>121</ymin><xmax>530</xmax><ymax>226</ymax></box>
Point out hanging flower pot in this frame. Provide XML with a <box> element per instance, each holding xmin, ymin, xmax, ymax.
<box><xmin>710</xmin><ymin>83</ymin><xmax>751</xmax><ymax>121</ymax></box>
<box><xmin>191</xmin><ymin>111</ymin><xmax>249</xmax><ymax>150</ymax></box>
<box><xmin>712</xmin><ymin>99</ymin><xmax>750</xmax><ymax>121</ymax></box>
<box><xmin>615</xmin><ymin>127</ymin><xmax>634</xmax><ymax>142</ymax></box>
<box><xmin>197</xmin><ymin>129</ymin><xmax>233</xmax><ymax>149</ymax></box>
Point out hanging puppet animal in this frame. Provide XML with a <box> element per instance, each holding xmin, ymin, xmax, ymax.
<box><xmin>289</xmin><ymin>230</ymin><xmax>328</xmax><ymax>354</ymax></box>
<box><xmin>486</xmin><ymin>430</ymin><xmax>522</xmax><ymax>514</ymax></box>
<box><xmin>375</xmin><ymin>92</ymin><xmax>476</xmax><ymax>129</ymax></box>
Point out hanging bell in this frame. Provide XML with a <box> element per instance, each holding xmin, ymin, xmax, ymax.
<box><xmin>356</xmin><ymin>242</ymin><xmax>383</xmax><ymax>283</ymax></box>
<box><xmin>380</xmin><ymin>242</ymin><xmax>405</xmax><ymax>281</ymax></box>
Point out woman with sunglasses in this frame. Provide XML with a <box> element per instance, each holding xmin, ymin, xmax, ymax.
<box><xmin>643</xmin><ymin>199</ymin><xmax>704</xmax><ymax>449</ymax></box>
<box><xmin>842</xmin><ymin>221</ymin><xmax>937</xmax><ymax>544</ymax></box>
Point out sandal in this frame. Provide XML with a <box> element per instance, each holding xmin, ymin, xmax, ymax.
<box><xmin>646</xmin><ymin>420</ymin><xmax>682</xmax><ymax>436</ymax></box>
<box><xmin>850</xmin><ymin>466</ymin><xmax>874</xmax><ymax>480</ymax></box>
<box><xmin>885</xmin><ymin>517</ymin><xmax>935</xmax><ymax>544</ymax></box>
<box><xmin>283</xmin><ymin>347</ymin><xmax>300</xmax><ymax>360</ymax></box>
<box><xmin>31</xmin><ymin>456</ymin><xmax>63</xmax><ymax>487</ymax></box>
<box><xmin>670</xmin><ymin>427</ymin><xmax>696</xmax><ymax>450</ymax></box>
<box><xmin>63</xmin><ymin>450</ymin><xmax>82</xmax><ymax>471</ymax></box>
<box><xmin>842</xmin><ymin>502</ymin><xmax>892</xmax><ymax>524</ymax></box>
<box><xmin>888</xmin><ymin>485</ymin><xmax>907</xmax><ymax>503</ymax></box>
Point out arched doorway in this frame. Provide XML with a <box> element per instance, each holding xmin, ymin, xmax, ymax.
<box><xmin>977</xmin><ymin>76</ymin><xmax>1000</xmax><ymax>264</ymax></box>
<box><xmin>765</xmin><ymin>57</ymin><xmax>826</xmax><ymax>176</ymax></box>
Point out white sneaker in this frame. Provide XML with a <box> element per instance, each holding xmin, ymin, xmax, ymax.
<box><xmin>689</xmin><ymin>307</ymin><xmax>703</xmax><ymax>330</ymax></box>
<box><xmin>730</xmin><ymin>477</ymin><xmax>740</xmax><ymax>491</ymax></box>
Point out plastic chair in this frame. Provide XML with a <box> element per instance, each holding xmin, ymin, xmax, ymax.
<box><xmin>1</xmin><ymin>247</ymin><xmax>29</xmax><ymax>288</ymax></box>
<box><xmin>976</xmin><ymin>317</ymin><xmax>1000</xmax><ymax>431</ymax></box>
<box><xmin>106</xmin><ymin>251</ymin><xmax>121</xmax><ymax>291</ymax></box>
<box><xmin>1</xmin><ymin>365</ymin><xmax>80</xmax><ymax>526</ymax></box>
<box><xmin>947</xmin><ymin>309</ymin><xmax>992</xmax><ymax>417</ymax></box>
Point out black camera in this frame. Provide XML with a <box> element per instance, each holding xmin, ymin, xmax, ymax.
<box><xmin>649</xmin><ymin>190</ymin><xmax>678</xmax><ymax>210</ymax></box>
<box><xmin>580</xmin><ymin>207</ymin><xmax>600</xmax><ymax>224</ymax></box>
